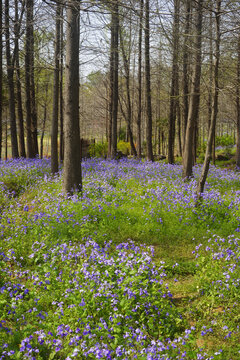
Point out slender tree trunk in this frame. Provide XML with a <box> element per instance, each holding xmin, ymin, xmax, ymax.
<box><xmin>0</xmin><ymin>0</ymin><xmax>2</xmax><ymax>160</ymax></box>
<box><xmin>51</xmin><ymin>2</ymin><xmax>61</xmax><ymax>174</ymax></box>
<box><xmin>168</xmin><ymin>0</ymin><xmax>180</xmax><ymax>164</ymax></box>
<box><xmin>29</xmin><ymin>0</ymin><xmax>38</xmax><ymax>157</ymax></box>
<box><xmin>236</xmin><ymin>32</ymin><xmax>240</xmax><ymax>168</ymax></box>
<box><xmin>111</xmin><ymin>0</ymin><xmax>119</xmax><ymax>158</ymax></box>
<box><xmin>177</xmin><ymin>101</ymin><xmax>182</xmax><ymax>156</ymax></box>
<box><xmin>40</xmin><ymin>82</ymin><xmax>48</xmax><ymax>159</ymax></box>
<box><xmin>182</xmin><ymin>0</ymin><xmax>203</xmax><ymax>179</ymax></box>
<box><xmin>59</xmin><ymin>3</ymin><xmax>64</xmax><ymax>162</ymax></box>
<box><xmin>119</xmin><ymin>30</ymin><xmax>137</xmax><ymax>157</ymax></box>
<box><xmin>145</xmin><ymin>0</ymin><xmax>153</xmax><ymax>161</ymax></box>
<box><xmin>137</xmin><ymin>0</ymin><xmax>143</xmax><ymax>158</ymax></box>
<box><xmin>63</xmin><ymin>0</ymin><xmax>82</xmax><ymax>194</ymax></box>
<box><xmin>182</xmin><ymin>0</ymin><xmax>191</xmax><ymax>147</ymax></box>
<box><xmin>14</xmin><ymin>0</ymin><xmax>26</xmax><ymax>158</ymax></box>
<box><xmin>196</xmin><ymin>0</ymin><xmax>221</xmax><ymax>199</ymax></box>
<box><xmin>5</xmin><ymin>0</ymin><xmax>19</xmax><ymax>158</ymax></box>
<box><xmin>5</xmin><ymin>116</ymin><xmax>7</xmax><ymax>160</ymax></box>
<box><xmin>25</xmin><ymin>0</ymin><xmax>34</xmax><ymax>157</ymax></box>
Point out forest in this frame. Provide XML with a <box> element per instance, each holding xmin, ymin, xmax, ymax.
<box><xmin>0</xmin><ymin>0</ymin><xmax>240</xmax><ymax>359</ymax></box>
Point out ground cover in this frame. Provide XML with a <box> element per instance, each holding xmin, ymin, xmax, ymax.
<box><xmin>0</xmin><ymin>158</ymin><xmax>239</xmax><ymax>359</ymax></box>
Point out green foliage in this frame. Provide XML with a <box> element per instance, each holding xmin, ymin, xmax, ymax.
<box><xmin>118</xmin><ymin>127</ymin><xmax>126</xmax><ymax>141</ymax></box>
<box><xmin>216</xmin><ymin>135</ymin><xmax>234</xmax><ymax>148</ymax></box>
<box><xmin>117</xmin><ymin>140</ymin><xmax>130</xmax><ymax>155</ymax></box>
<box><xmin>88</xmin><ymin>142</ymin><xmax>108</xmax><ymax>157</ymax></box>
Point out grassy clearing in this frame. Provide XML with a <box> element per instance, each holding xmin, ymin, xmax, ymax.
<box><xmin>0</xmin><ymin>158</ymin><xmax>239</xmax><ymax>359</ymax></box>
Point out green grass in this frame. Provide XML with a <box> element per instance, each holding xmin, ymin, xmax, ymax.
<box><xmin>0</xmin><ymin>158</ymin><xmax>239</xmax><ymax>359</ymax></box>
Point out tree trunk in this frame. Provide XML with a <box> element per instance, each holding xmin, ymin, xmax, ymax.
<box><xmin>14</xmin><ymin>0</ymin><xmax>26</xmax><ymax>158</ymax></box>
<box><xmin>25</xmin><ymin>0</ymin><xmax>34</xmax><ymax>158</ymax></box>
<box><xmin>236</xmin><ymin>32</ymin><xmax>240</xmax><ymax>168</ymax></box>
<box><xmin>145</xmin><ymin>0</ymin><xmax>153</xmax><ymax>161</ymax></box>
<box><xmin>182</xmin><ymin>0</ymin><xmax>191</xmax><ymax>147</ymax></box>
<box><xmin>40</xmin><ymin>82</ymin><xmax>48</xmax><ymax>159</ymax></box>
<box><xmin>29</xmin><ymin>0</ymin><xmax>38</xmax><ymax>157</ymax></box>
<box><xmin>182</xmin><ymin>0</ymin><xmax>203</xmax><ymax>179</ymax></box>
<box><xmin>196</xmin><ymin>0</ymin><xmax>221</xmax><ymax>199</ymax></box>
<box><xmin>0</xmin><ymin>0</ymin><xmax>2</xmax><ymax>159</ymax></box>
<box><xmin>5</xmin><ymin>0</ymin><xmax>19</xmax><ymax>158</ymax></box>
<box><xmin>168</xmin><ymin>0</ymin><xmax>180</xmax><ymax>164</ymax></box>
<box><xmin>137</xmin><ymin>0</ymin><xmax>143</xmax><ymax>158</ymax></box>
<box><xmin>51</xmin><ymin>2</ymin><xmax>61</xmax><ymax>174</ymax></box>
<box><xmin>119</xmin><ymin>29</ymin><xmax>137</xmax><ymax>157</ymax></box>
<box><xmin>63</xmin><ymin>0</ymin><xmax>82</xmax><ymax>194</ymax></box>
<box><xmin>59</xmin><ymin>3</ymin><xmax>64</xmax><ymax>162</ymax></box>
<box><xmin>110</xmin><ymin>0</ymin><xmax>119</xmax><ymax>158</ymax></box>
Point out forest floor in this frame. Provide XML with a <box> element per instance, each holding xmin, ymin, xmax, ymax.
<box><xmin>0</xmin><ymin>157</ymin><xmax>239</xmax><ymax>359</ymax></box>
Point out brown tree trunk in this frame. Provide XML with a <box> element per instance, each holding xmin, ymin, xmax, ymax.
<box><xmin>110</xmin><ymin>0</ymin><xmax>119</xmax><ymax>158</ymax></box>
<box><xmin>14</xmin><ymin>0</ymin><xmax>26</xmax><ymax>158</ymax></box>
<box><xmin>119</xmin><ymin>29</ymin><xmax>137</xmax><ymax>157</ymax></box>
<box><xmin>59</xmin><ymin>3</ymin><xmax>64</xmax><ymax>162</ymax></box>
<box><xmin>51</xmin><ymin>2</ymin><xmax>61</xmax><ymax>174</ymax></box>
<box><xmin>236</xmin><ymin>32</ymin><xmax>240</xmax><ymax>168</ymax></box>
<box><xmin>168</xmin><ymin>0</ymin><xmax>180</xmax><ymax>164</ymax></box>
<box><xmin>0</xmin><ymin>0</ymin><xmax>2</xmax><ymax>159</ymax></box>
<box><xmin>182</xmin><ymin>0</ymin><xmax>191</xmax><ymax>147</ymax></box>
<box><xmin>63</xmin><ymin>0</ymin><xmax>82</xmax><ymax>194</ymax></box>
<box><xmin>182</xmin><ymin>0</ymin><xmax>203</xmax><ymax>179</ymax></box>
<box><xmin>25</xmin><ymin>0</ymin><xmax>34</xmax><ymax>158</ymax></box>
<box><xmin>40</xmin><ymin>82</ymin><xmax>49</xmax><ymax>159</ymax></box>
<box><xmin>5</xmin><ymin>0</ymin><xmax>19</xmax><ymax>158</ymax></box>
<box><xmin>197</xmin><ymin>0</ymin><xmax>221</xmax><ymax>199</ymax></box>
<box><xmin>145</xmin><ymin>0</ymin><xmax>153</xmax><ymax>161</ymax></box>
<box><xmin>137</xmin><ymin>0</ymin><xmax>143</xmax><ymax>158</ymax></box>
<box><xmin>29</xmin><ymin>0</ymin><xmax>38</xmax><ymax>157</ymax></box>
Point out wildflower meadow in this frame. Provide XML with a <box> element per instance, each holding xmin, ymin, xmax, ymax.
<box><xmin>0</xmin><ymin>158</ymin><xmax>239</xmax><ymax>359</ymax></box>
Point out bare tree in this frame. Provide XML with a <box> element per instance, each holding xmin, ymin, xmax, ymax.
<box><xmin>5</xmin><ymin>0</ymin><xmax>19</xmax><ymax>158</ymax></box>
<box><xmin>145</xmin><ymin>0</ymin><xmax>153</xmax><ymax>161</ymax></box>
<box><xmin>182</xmin><ymin>0</ymin><xmax>203</xmax><ymax>179</ymax></box>
<box><xmin>137</xmin><ymin>0</ymin><xmax>143</xmax><ymax>158</ymax></box>
<box><xmin>14</xmin><ymin>0</ymin><xmax>26</xmax><ymax>158</ymax></box>
<box><xmin>196</xmin><ymin>0</ymin><xmax>221</xmax><ymax>199</ymax></box>
<box><xmin>51</xmin><ymin>1</ymin><xmax>61</xmax><ymax>174</ymax></box>
<box><xmin>236</xmin><ymin>32</ymin><xmax>240</xmax><ymax>168</ymax></box>
<box><xmin>168</xmin><ymin>0</ymin><xmax>180</xmax><ymax>164</ymax></box>
<box><xmin>108</xmin><ymin>0</ymin><xmax>119</xmax><ymax>158</ymax></box>
<box><xmin>182</xmin><ymin>0</ymin><xmax>191</xmax><ymax>148</ymax></box>
<box><xmin>63</xmin><ymin>0</ymin><xmax>82</xmax><ymax>194</ymax></box>
<box><xmin>0</xmin><ymin>0</ymin><xmax>2</xmax><ymax>159</ymax></box>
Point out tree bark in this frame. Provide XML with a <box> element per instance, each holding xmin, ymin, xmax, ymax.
<box><xmin>51</xmin><ymin>2</ymin><xmax>61</xmax><ymax>174</ymax></box>
<box><xmin>182</xmin><ymin>0</ymin><xmax>191</xmax><ymax>148</ymax></box>
<box><xmin>63</xmin><ymin>0</ymin><xmax>82</xmax><ymax>194</ymax></box>
<box><xmin>182</xmin><ymin>0</ymin><xmax>203</xmax><ymax>179</ymax></box>
<box><xmin>25</xmin><ymin>0</ymin><xmax>34</xmax><ymax>158</ymax></box>
<box><xmin>14</xmin><ymin>0</ymin><xmax>26</xmax><ymax>158</ymax></box>
<box><xmin>119</xmin><ymin>29</ymin><xmax>137</xmax><ymax>157</ymax></box>
<box><xmin>110</xmin><ymin>0</ymin><xmax>119</xmax><ymax>158</ymax></box>
<box><xmin>236</xmin><ymin>32</ymin><xmax>240</xmax><ymax>168</ymax></box>
<box><xmin>0</xmin><ymin>0</ymin><xmax>2</xmax><ymax>159</ymax></box>
<box><xmin>145</xmin><ymin>0</ymin><xmax>153</xmax><ymax>161</ymax></box>
<box><xmin>40</xmin><ymin>82</ymin><xmax>49</xmax><ymax>159</ymax></box>
<box><xmin>196</xmin><ymin>0</ymin><xmax>221</xmax><ymax>199</ymax></box>
<box><xmin>59</xmin><ymin>3</ymin><xmax>64</xmax><ymax>162</ymax></box>
<box><xmin>29</xmin><ymin>0</ymin><xmax>38</xmax><ymax>157</ymax></box>
<box><xmin>168</xmin><ymin>0</ymin><xmax>180</xmax><ymax>164</ymax></box>
<box><xmin>137</xmin><ymin>0</ymin><xmax>143</xmax><ymax>158</ymax></box>
<box><xmin>5</xmin><ymin>0</ymin><xmax>19</xmax><ymax>158</ymax></box>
